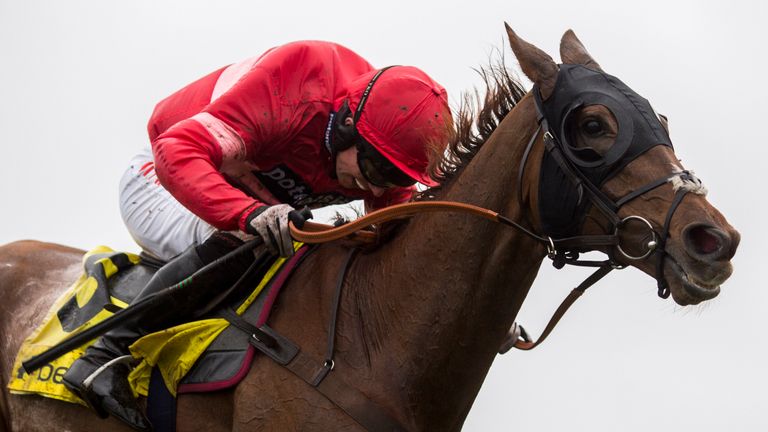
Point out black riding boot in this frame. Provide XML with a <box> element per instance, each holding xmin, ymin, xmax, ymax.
<box><xmin>63</xmin><ymin>232</ymin><xmax>248</xmax><ymax>431</ymax></box>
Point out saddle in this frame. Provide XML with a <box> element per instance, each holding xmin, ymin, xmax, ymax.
<box><xmin>8</xmin><ymin>244</ymin><xmax>309</xmax><ymax>405</ymax></box>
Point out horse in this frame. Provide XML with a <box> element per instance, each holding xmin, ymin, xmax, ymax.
<box><xmin>0</xmin><ymin>25</ymin><xmax>739</xmax><ymax>431</ymax></box>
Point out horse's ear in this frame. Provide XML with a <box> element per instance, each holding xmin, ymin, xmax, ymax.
<box><xmin>505</xmin><ymin>23</ymin><xmax>558</xmax><ymax>99</ymax></box>
<box><xmin>560</xmin><ymin>29</ymin><xmax>602</xmax><ymax>71</ymax></box>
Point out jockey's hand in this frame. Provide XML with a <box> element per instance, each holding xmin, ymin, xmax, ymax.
<box><xmin>246</xmin><ymin>204</ymin><xmax>296</xmax><ymax>257</ymax></box>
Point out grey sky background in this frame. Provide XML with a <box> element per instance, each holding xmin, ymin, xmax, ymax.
<box><xmin>1</xmin><ymin>1</ymin><xmax>766</xmax><ymax>430</ymax></box>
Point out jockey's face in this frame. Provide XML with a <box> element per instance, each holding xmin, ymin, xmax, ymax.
<box><xmin>335</xmin><ymin>145</ymin><xmax>387</xmax><ymax>197</ymax></box>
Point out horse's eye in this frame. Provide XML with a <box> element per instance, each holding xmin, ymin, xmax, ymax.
<box><xmin>581</xmin><ymin>119</ymin><xmax>604</xmax><ymax>137</ymax></box>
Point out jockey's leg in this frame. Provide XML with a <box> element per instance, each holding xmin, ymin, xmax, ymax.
<box><xmin>117</xmin><ymin>148</ymin><xmax>220</xmax><ymax>261</ymax></box>
<box><xmin>63</xmin><ymin>149</ymin><xmax>253</xmax><ymax>430</ymax></box>
<box><xmin>62</xmin><ymin>232</ymin><xmax>248</xmax><ymax>430</ymax></box>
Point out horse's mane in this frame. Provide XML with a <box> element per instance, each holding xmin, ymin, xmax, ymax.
<box><xmin>416</xmin><ymin>54</ymin><xmax>527</xmax><ymax>201</ymax></box>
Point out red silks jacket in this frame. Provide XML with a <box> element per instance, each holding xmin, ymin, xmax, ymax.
<box><xmin>149</xmin><ymin>41</ymin><xmax>414</xmax><ymax>232</ymax></box>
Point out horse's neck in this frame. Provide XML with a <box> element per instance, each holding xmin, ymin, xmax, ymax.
<box><xmin>346</xmin><ymin>99</ymin><xmax>547</xmax><ymax>428</ymax></box>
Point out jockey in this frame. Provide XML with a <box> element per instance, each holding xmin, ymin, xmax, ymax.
<box><xmin>62</xmin><ymin>40</ymin><xmax>451</xmax><ymax>430</ymax></box>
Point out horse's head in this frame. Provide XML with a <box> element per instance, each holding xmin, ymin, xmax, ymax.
<box><xmin>506</xmin><ymin>25</ymin><xmax>739</xmax><ymax>306</ymax></box>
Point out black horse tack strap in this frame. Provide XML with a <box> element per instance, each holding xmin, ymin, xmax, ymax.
<box><xmin>244</xmin><ymin>248</ymin><xmax>409</xmax><ymax>432</ymax></box>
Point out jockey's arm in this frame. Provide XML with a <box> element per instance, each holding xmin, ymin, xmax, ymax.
<box><xmin>152</xmin><ymin>66</ymin><xmax>288</xmax><ymax>234</ymax></box>
<box><xmin>152</xmin><ymin>118</ymin><xmax>263</xmax><ymax>233</ymax></box>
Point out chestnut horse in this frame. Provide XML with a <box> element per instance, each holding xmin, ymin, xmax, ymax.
<box><xmin>0</xmin><ymin>26</ymin><xmax>739</xmax><ymax>431</ymax></box>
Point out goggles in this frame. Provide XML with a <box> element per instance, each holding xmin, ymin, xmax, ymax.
<box><xmin>356</xmin><ymin>138</ymin><xmax>416</xmax><ymax>188</ymax></box>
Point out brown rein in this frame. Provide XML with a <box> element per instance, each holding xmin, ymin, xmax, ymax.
<box><xmin>288</xmin><ymin>200</ymin><xmax>598</xmax><ymax>352</ymax></box>
<box><xmin>290</xmin><ymin>200</ymin><xmax>547</xmax><ymax>244</ymax></box>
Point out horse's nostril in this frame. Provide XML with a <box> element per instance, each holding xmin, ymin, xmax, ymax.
<box><xmin>684</xmin><ymin>224</ymin><xmax>727</xmax><ymax>258</ymax></box>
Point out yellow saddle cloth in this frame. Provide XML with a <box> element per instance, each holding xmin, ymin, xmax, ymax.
<box><xmin>7</xmin><ymin>243</ymin><xmax>297</xmax><ymax>403</ymax></box>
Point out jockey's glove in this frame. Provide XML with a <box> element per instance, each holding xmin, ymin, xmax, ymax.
<box><xmin>246</xmin><ymin>204</ymin><xmax>296</xmax><ymax>257</ymax></box>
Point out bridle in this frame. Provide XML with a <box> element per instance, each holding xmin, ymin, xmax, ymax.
<box><xmin>518</xmin><ymin>95</ymin><xmax>700</xmax><ymax>300</ymax></box>
<box><xmin>514</xmin><ymin>63</ymin><xmax>706</xmax><ymax>299</ymax></box>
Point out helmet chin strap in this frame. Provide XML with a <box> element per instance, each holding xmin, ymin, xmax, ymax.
<box><xmin>325</xmin><ymin>102</ymin><xmax>356</xmax><ymax>181</ymax></box>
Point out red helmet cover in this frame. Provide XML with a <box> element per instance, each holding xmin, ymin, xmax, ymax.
<box><xmin>342</xmin><ymin>66</ymin><xmax>451</xmax><ymax>186</ymax></box>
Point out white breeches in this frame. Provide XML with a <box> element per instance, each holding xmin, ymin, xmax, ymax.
<box><xmin>118</xmin><ymin>148</ymin><xmax>217</xmax><ymax>261</ymax></box>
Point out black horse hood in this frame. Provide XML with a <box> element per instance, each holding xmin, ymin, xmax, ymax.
<box><xmin>535</xmin><ymin>64</ymin><xmax>673</xmax><ymax>237</ymax></box>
